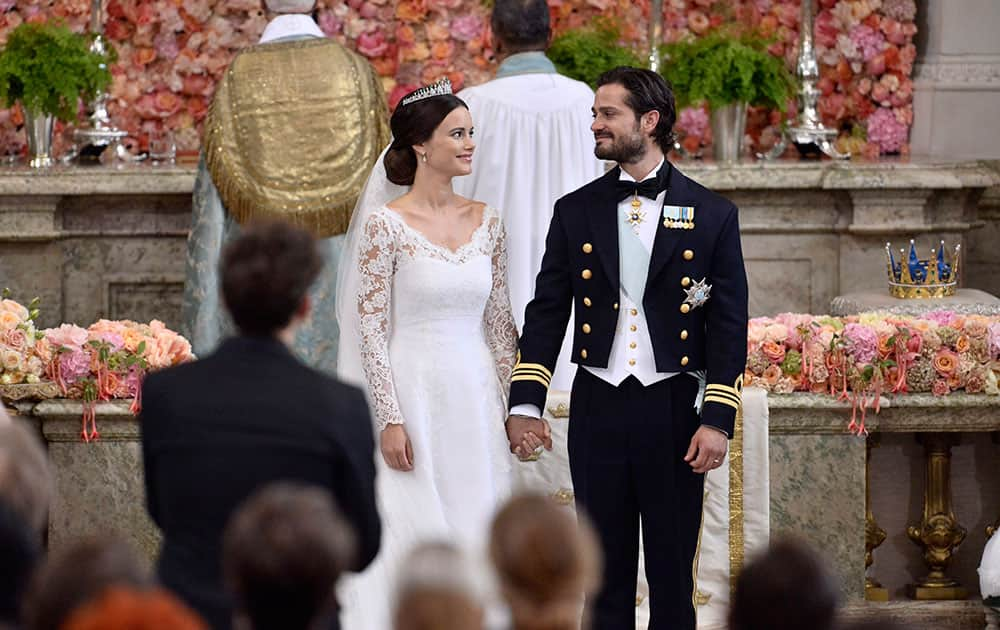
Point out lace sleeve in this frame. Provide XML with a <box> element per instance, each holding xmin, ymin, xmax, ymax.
<box><xmin>483</xmin><ymin>209</ymin><xmax>519</xmax><ymax>392</ymax></box>
<box><xmin>357</xmin><ymin>211</ymin><xmax>405</xmax><ymax>432</ymax></box>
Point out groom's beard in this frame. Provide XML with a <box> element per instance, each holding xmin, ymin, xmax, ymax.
<box><xmin>594</xmin><ymin>124</ymin><xmax>646</xmax><ymax>164</ymax></box>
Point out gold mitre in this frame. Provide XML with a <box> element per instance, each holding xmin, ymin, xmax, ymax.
<box><xmin>205</xmin><ymin>38</ymin><xmax>390</xmax><ymax>238</ymax></box>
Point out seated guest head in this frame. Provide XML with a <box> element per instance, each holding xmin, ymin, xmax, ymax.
<box><xmin>0</xmin><ymin>420</ymin><xmax>52</xmax><ymax>536</ymax></box>
<box><xmin>59</xmin><ymin>587</ymin><xmax>206</xmax><ymax>630</ymax></box>
<box><xmin>593</xmin><ymin>66</ymin><xmax>677</xmax><ymax>163</ymax></box>
<box><xmin>0</xmin><ymin>499</ymin><xmax>41</xmax><ymax>629</ymax></box>
<box><xmin>729</xmin><ymin>538</ymin><xmax>839</xmax><ymax>630</ymax></box>
<box><xmin>223</xmin><ymin>482</ymin><xmax>356</xmax><ymax>630</ymax></box>
<box><xmin>22</xmin><ymin>535</ymin><xmax>150</xmax><ymax>630</ymax></box>
<box><xmin>490</xmin><ymin>0</ymin><xmax>550</xmax><ymax>56</ymax></box>
<box><xmin>393</xmin><ymin>542</ymin><xmax>485</xmax><ymax>630</ymax></box>
<box><xmin>221</xmin><ymin>221</ymin><xmax>323</xmax><ymax>343</ymax></box>
<box><xmin>490</xmin><ymin>494</ymin><xmax>601</xmax><ymax>630</ymax></box>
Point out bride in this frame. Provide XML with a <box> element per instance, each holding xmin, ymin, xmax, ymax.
<box><xmin>336</xmin><ymin>79</ymin><xmax>544</xmax><ymax>629</ymax></box>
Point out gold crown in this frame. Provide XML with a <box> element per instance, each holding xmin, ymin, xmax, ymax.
<box><xmin>885</xmin><ymin>240</ymin><xmax>960</xmax><ymax>299</ymax></box>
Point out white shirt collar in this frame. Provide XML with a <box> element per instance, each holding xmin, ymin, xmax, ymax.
<box><xmin>619</xmin><ymin>157</ymin><xmax>665</xmax><ymax>183</ymax></box>
<box><xmin>259</xmin><ymin>14</ymin><xmax>325</xmax><ymax>44</ymax></box>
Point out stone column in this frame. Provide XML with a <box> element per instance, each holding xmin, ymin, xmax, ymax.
<box><xmin>911</xmin><ymin>1</ymin><xmax>1000</xmax><ymax>158</ymax></box>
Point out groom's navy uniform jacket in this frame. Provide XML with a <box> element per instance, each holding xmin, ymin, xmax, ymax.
<box><xmin>509</xmin><ymin>162</ymin><xmax>748</xmax><ymax>630</ymax></box>
<box><xmin>509</xmin><ymin>163</ymin><xmax>748</xmax><ymax>436</ymax></box>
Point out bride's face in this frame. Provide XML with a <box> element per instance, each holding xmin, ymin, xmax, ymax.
<box><xmin>414</xmin><ymin>106</ymin><xmax>475</xmax><ymax>179</ymax></box>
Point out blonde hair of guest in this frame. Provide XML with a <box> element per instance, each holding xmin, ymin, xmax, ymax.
<box><xmin>490</xmin><ymin>494</ymin><xmax>602</xmax><ymax>630</ymax></box>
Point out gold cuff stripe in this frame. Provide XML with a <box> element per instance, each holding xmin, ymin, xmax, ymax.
<box><xmin>704</xmin><ymin>394</ymin><xmax>741</xmax><ymax>411</ymax></box>
<box><xmin>511</xmin><ymin>366</ymin><xmax>552</xmax><ymax>383</ymax></box>
<box><xmin>511</xmin><ymin>374</ymin><xmax>551</xmax><ymax>387</ymax></box>
<box><xmin>706</xmin><ymin>383</ymin><xmax>741</xmax><ymax>396</ymax></box>
<box><xmin>705</xmin><ymin>390</ymin><xmax>742</xmax><ymax>407</ymax></box>
<box><xmin>512</xmin><ymin>362</ymin><xmax>552</xmax><ymax>379</ymax></box>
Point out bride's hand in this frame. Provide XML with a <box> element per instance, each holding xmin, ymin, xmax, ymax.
<box><xmin>381</xmin><ymin>424</ymin><xmax>414</xmax><ymax>471</ymax></box>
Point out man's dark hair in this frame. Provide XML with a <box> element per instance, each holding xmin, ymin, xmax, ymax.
<box><xmin>0</xmin><ymin>499</ymin><xmax>40</xmax><ymax>626</ymax></box>
<box><xmin>596</xmin><ymin>66</ymin><xmax>677</xmax><ymax>152</ymax></box>
<box><xmin>223</xmin><ymin>483</ymin><xmax>356</xmax><ymax>630</ymax></box>
<box><xmin>729</xmin><ymin>538</ymin><xmax>839</xmax><ymax>630</ymax></box>
<box><xmin>221</xmin><ymin>221</ymin><xmax>323</xmax><ymax>337</ymax></box>
<box><xmin>491</xmin><ymin>0</ymin><xmax>550</xmax><ymax>53</ymax></box>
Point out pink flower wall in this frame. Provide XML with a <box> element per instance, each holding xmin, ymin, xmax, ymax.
<box><xmin>0</xmin><ymin>0</ymin><xmax>917</xmax><ymax>159</ymax></box>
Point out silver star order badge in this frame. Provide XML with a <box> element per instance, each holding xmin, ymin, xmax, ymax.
<box><xmin>683</xmin><ymin>278</ymin><xmax>712</xmax><ymax>309</ymax></box>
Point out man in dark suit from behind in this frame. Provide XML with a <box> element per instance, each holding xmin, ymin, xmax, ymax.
<box><xmin>141</xmin><ymin>221</ymin><xmax>381</xmax><ymax>630</ymax></box>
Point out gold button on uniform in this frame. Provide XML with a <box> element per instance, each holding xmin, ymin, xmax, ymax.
<box><xmin>630</xmin><ymin>324</ymin><xmax>637</xmax><ymax>332</ymax></box>
<box><xmin>613</xmin><ymin>303</ymin><xmax>619</xmax><ymax>310</ymax></box>
<box><xmin>680</xmin><ymin>356</ymin><xmax>689</xmax><ymax>366</ymax></box>
<box><xmin>629</xmin><ymin>342</ymin><xmax>637</xmax><ymax>349</ymax></box>
<box><xmin>680</xmin><ymin>329</ymin><xmax>688</xmax><ymax>340</ymax></box>
<box><xmin>580</xmin><ymin>349</ymin><xmax>588</xmax><ymax>359</ymax></box>
<box><xmin>582</xmin><ymin>324</ymin><xmax>591</xmax><ymax>334</ymax></box>
<box><xmin>582</xmin><ymin>243</ymin><xmax>593</xmax><ymax>254</ymax></box>
<box><xmin>628</xmin><ymin>359</ymin><xmax>636</xmax><ymax>366</ymax></box>
<box><xmin>583</xmin><ymin>297</ymin><xmax>592</xmax><ymax>307</ymax></box>
<box><xmin>582</xmin><ymin>269</ymin><xmax>592</xmax><ymax>280</ymax></box>
<box><xmin>680</xmin><ymin>304</ymin><xmax>691</xmax><ymax>314</ymax></box>
<box><xmin>683</xmin><ymin>249</ymin><xmax>694</xmax><ymax>261</ymax></box>
<box><xmin>681</xmin><ymin>276</ymin><xmax>691</xmax><ymax>287</ymax></box>
<box><xmin>630</xmin><ymin>308</ymin><xmax>638</xmax><ymax>316</ymax></box>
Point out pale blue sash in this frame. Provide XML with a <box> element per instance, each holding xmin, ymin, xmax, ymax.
<box><xmin>618</xmin><ymin>217</ymin><xmax>650</xmax><ymax>316</ymax></box>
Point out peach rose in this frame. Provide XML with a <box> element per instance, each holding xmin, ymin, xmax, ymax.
<box><xmin>762</xmin><ymin>364</ymin><xmax>782</xmax><ymax>386</ymax></box>
<box><xmin>761</xmin><ymin>341</ymin><xmax>786</xmax><ymax>364</ymax></box>
<box><xmin>0</xmin><ymin>311</ymin><xmax>21</xmax><ymax>331</ymax></box>
<box><xmin>2</xmin><ymin>327</ymin><xmax>28</xmax><ymax>352</ymax></box>
<box><xmin>24</xmin><ymin>356</ymin><xmax>43</xmax><ymax>377</ymax></box>
<box><xmin>932</xmin><ymin>349</ymin><xmax>959</xmax><ymax>376</ymax></box>
<box><xmin>954</xmin><ymin>335</ymin><xmax>970</xmax><ymax>354</ymax></box>
<box><xmin>0</xmin><ymin>299</ymin><xmax>29</xmax><ymax>321</ymax></box>
<box><xmin>1</xmin><ymin>349</ymin><xmax>22</xmax><ymax>372</ymax></box>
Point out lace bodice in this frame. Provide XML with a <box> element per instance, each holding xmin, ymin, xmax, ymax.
<box><xmin>356</xmin><ymin>205</ymin><xmax>519</xmax><ymax>432</ymax></box>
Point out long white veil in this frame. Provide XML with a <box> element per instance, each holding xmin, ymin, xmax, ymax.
<box><xmin>335</xmin><ymin>143</ymin><xmax>409</xmax><ymax>387</ymax></box>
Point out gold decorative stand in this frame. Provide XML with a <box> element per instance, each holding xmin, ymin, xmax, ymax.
<box><xmin>906</xmin><ymin>433</ymin><xmax>968</xmax><ymax>600</ymax></box>
<box><xmin>865</xmin><ymin>433</ymin><xmax>889</xmax><ymax>601</ymax></box>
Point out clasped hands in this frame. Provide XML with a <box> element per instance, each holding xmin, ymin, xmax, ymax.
<box><xmin>505</xmin><ymin>414</ymin><xmax>553</xmax><ymax>461</ymax></box>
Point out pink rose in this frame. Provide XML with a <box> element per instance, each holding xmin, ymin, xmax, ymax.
<box><xmin>2</xmin><ymin>328</ymin><xmax>28</xmax><ymax>352</ymax></box>
<box><xmin>450</xmin><ymin>14</ymin><xmax>482</xmax><ymax>42</ymax></box>
<box><xmin>357</xmin><ymin>30</ymin><xmax>389</xmax><ymax>58</ymax></box>
<box><xmin>45</xmin><ymin>323</ymin><xmax>89</xmax><ymax>350</ymax></box>
<box><xmin>931</xmin><ymin>378</ymin><xmax>950</xmax><ymax>397</ymax></box>
<box><xmin>761</xmin><ymin>341</ymin><xmax>786</xmax><ymax>365</ymax></box>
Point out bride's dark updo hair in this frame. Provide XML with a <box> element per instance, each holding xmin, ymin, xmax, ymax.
<box><xmin>384</xmin><ymin>90</ymin><xmax>468</xmax><ymax>186</ymax></box>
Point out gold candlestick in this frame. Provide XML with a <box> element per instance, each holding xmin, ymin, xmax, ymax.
<box><xmin>865</xmin><ymin>433</ymin><xmax>888</xmax><ymax>601</ymax></box>
<box><xmin>906</xmin><ymin>433</ymin><xmax>968</xmax><ymax>600</ymax></box>
<box><xmin>648</xmin><ymin>0</ymin><xmax>663</xmax><ymax>72</ymax></box>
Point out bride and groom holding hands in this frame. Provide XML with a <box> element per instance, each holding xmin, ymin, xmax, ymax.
<box><xmin>336</xmin><ymin>65</ymin><xmax>749</xmax><ymax>630</ymax></box>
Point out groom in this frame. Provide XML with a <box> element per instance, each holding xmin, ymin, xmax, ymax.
<box><xmin>506</xmin><ymin>67</ymin><xmax>748</xmax><ymax>629</ymax></box>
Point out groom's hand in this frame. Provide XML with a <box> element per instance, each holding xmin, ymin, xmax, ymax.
<box><xmin>505</xmin><ymin>414</ymin><xmax>553</xmax><ymax>458</ymax></box>
<box><xmin>684</xmin><ymin>425</ymin><xmax>728</xmax><ymax>474</ymax></box>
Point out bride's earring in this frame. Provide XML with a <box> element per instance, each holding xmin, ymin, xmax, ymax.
<box><xmin>420</xmin><ymin>152</ymin><xmax>428</xmax><ymax>163</ymax></box>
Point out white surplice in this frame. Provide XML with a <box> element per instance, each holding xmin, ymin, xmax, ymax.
<box><xmin>455</xmin><ymin>67</ymin><xmax>605</xmax><ymax>391</ymax></box>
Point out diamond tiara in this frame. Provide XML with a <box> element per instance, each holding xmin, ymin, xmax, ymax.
<box><xmin>399</xmin><ymin>78</ymin><xmax>453</xmax><ymax>107</ymax></box>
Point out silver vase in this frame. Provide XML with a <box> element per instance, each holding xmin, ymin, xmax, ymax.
<box><xmin>24</xmin><ymin>108</ymin><xmax>55</xmax><ymax>168</ymax></box>
<box><xmin>710</xmin><ymin>102</ymin><xmax>747</xmax><ymax>162</ymax></box>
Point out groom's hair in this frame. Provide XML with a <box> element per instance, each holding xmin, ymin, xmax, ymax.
<box><xmin>597</xmin><ymin>67</ymin><xmax>677</xmax><ymax>153</ymax></box>
<box><xmin>491</xmin><ymin>0</ymin><xmax>550</xmax><ymax>53</ymax></box>
<box><xmin>220</xmin><ymin>221</ymin><xmax>323</xmax><ymax>337</ymax></box>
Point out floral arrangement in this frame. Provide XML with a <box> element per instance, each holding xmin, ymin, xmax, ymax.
<box><xmin>747</xmin><ymin>311</ymin><xmax>1000</xmax><ymax>434</ymax></box>
<box><xmin>0</xmin><ymin>20</ymin><xmax>114</xmax><ymax>122</ymax></box>
<box><xmin>547</xmin><ymin>20</ymin><xmax>642</xmax><ymax>88</ymax></box>
<box><xmin>0</xmin><ymin>0</ymin><xmax>917</xmax><ymax>161</ymax></box>
<box><xmin>0</xmin><ymin>292</ymin><xmax>46</xmax><ymax>385</ymax></box>
<box><xmin>42</xmin><ymin>318</ymin><xmax>194</xmax><ymax>440</ymax></box>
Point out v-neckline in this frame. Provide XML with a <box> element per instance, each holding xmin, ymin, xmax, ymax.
<box><xmin>380</xmin><ymin>205</ymin><xmax>491</xmax><ymax>256</ymax></box>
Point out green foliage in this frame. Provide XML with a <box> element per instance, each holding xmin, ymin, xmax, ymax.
<box><xmin>0</xmin><ymin>21</ymin><xmax>115</xmax><ymax>122</ymax></box>
<box><xmin>659</xmin><ymin>31</ymin><xmax>796</xmax><ymax>110</ymax></box>
<box><xmin>547</xmin><ymin>21</ymin><xmax>643</xmax><ymax>89</ymax></box>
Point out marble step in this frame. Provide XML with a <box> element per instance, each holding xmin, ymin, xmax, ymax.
<box><xmin>840</xmin><ymin>600</ymin><xmax>991</xmax><ymax>629</ymax></box>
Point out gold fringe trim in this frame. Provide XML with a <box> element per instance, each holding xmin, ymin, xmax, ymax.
<box><xmin>729</xmin><ymin>403</ymin><xmax>745</xmax><ymax>595</ymax></box>
<box><xmin>204</xmin><ymin>38</ymin><xmax>390</xmax><ymax>238</ymax></box>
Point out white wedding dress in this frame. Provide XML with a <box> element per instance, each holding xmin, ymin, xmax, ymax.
<box><xmin>337</xmin><ymin>203</ymin><xmax>517</xmax><ymax>630</ymax></box>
